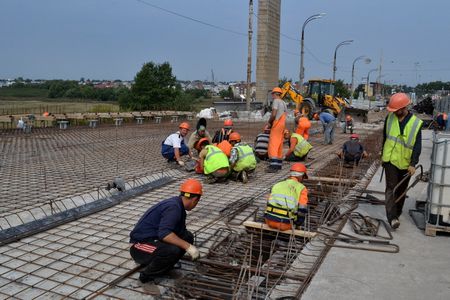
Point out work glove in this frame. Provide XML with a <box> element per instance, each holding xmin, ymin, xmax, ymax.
<box><xmin>186</xmin><ymin>244</ymin><xmax>200</xmax><ymax>261</ymax></box>
<box><xmin>407</xmin><ymin>165</ymin><xmax>416</xmax><ymax>176</ymax></box>
<box><xmin>177</xmin><ymin>160</ymin><xmax>185</xmax><ymax>167</ymax></box>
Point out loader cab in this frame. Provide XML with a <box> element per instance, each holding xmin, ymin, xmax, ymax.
<box><xmin>307</xmin><ymin>79</ymin><xmax>335</xmax><ymax>107</ymax></box>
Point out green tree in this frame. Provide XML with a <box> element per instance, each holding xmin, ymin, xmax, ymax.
<box><xmin>334</xmin><ymin>80</ymin><xmax>350</xmax><ymax>99</ymax></box>
<box><xmin>219</xmin><ymin>86</ymin><xmax>234</xmax><ymax>99</ymax></box>
<box><xmin>128</xmin><ymin>61</ymin><xmax>179</xmax><ymax>110</ymax></box>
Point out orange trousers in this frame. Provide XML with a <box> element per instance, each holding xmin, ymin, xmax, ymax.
<box><xmin>268</xmin><ymin>113</ymin><xmax>286</xmax><ymax>160</ymax></box>
<box><xmin>265</xmin><ymin>218</ymin><xmax>292</xmax><ymax>231</ymax></box>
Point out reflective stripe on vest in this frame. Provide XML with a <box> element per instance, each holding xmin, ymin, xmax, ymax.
<box><xmin>265</xmin><ymin>179</ymin><xmax>305</xmax><ymax>222</ymax></box>
<box><xmin>382</xmin><ymin>113</ymin><xmax>422</xmax><ymax>169</ymax></box>
<box><xmin>204</xmin><ymin>145</ymin><xmax>230</xmax><ymax>174</ymax></box>
<box><xmin>234</xmin><ymin>144</ymin><xmax>257</xmax><ymax>172</ymax></box>
<box><xmin>292</xmin><ymin>133</ymin><xmax>312</xmax><ymax>157</ymax></box>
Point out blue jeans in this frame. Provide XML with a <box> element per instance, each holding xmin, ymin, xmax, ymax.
<box><xmin>324</xmin><ymin>121</ymin><xmax>335</xmax><ymax>144</ymax></box>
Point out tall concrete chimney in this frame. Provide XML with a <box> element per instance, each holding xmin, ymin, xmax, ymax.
<box><xmin>255</xmin><ymin>0</ymin><xmax>281</xmax><ymax>105</ymax></box>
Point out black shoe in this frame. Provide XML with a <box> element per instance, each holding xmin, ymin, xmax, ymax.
<box><xmin>139</xmin><ymin>272</ymin><xmax>154</xmax><ymax>283</ymax></box>
<box><xmin>266</xmin><ymin>167</ymin><xmax>279</xmax><ymax>173</ymax></box>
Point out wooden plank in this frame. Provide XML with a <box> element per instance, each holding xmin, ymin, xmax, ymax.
<box><xmin>243</xmin><ymin>220</ymin><xmax>316</xmax><ymax>238</ymax></box>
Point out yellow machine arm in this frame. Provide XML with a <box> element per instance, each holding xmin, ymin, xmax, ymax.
<box><xmin>281</xmin><ymin>82</ymin><xmax>304</xmax><ymax>108</ymax></box>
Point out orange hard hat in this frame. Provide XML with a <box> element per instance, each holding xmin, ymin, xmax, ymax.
<box><xmin>350</xmin><ymin>133</ymin><xmax>359</xmax><ymax>139</ymax></box>
<box><xmin>229</xmin><ymin>132</ymin><xmax>241</xmax><ymax>142</ymax></box>
<box><xmin>180</xmin><ymin>178</ymin><xmax>203</xmax><ymax>196</ymax></box>
<box><xmin>216</xmin><ymin>140</ymin><xmax>232</xmax><ymax>157</ymax></box>
<box><xmin>195</xmin><ymin>137</ymin><xmax>210</xmax><ymax>151</ymax></box>
<box><xmin>346</xmin><ymin>115</ymin><xmax>352</xmax><ymax>121</ymax></box>
<box><xmin>179</xmin><ymin>122</ymin><xmax>190</xmax><ymax>130</ymax></box>
<box><xmin>271</xmin><ymin>87</ymin><xmax>283</xmax><ymax>94</ymax></box>
<box><xmin>387</xmin><ymin>93</ymin><xmax>411</xmax><ymax>112</ymax></box>
<box><xmin>43</xmin><ymin>112</ymin><xmax>49</xmax><ymax>117</ymax></box>
<box><xmin>290</xmin><ymin>163</ymin><xmax>308</xmax><ymax>179</ymax></box>
<box><xmin>224</xmin><ymin>119</ymin><xmax>233</xmax><ymax>127</ymax></box>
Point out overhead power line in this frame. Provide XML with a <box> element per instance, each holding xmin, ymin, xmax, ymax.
<box><xmin>135</xmin><ymin>0</ymin><xmax>247</xmax><ymax>37</ymax></box>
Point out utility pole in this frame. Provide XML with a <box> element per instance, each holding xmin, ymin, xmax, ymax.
<box><xmin>246</xmin><ymin>0</ymin><xmax>253</xmax><ymax>112</ymax></box>
<box><xmin>377</xmin><ymin>50</ymin><xmax>383</xmax><ymax>96</ymax></box>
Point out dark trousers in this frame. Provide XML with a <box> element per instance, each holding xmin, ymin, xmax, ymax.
<box><xmin>161</xmin><ymin>142</ymin><xmax>189</xmax><ymax>161</ymax></box>
<box><xmin>384</xmin><ymin>162</ymin><xmax>411</xmax><ymax>223</ymax></box>
<box><xmin>130</xmin><ymin>231</ymin><xmax>194</xmax><ymax>278</ymax></box>
<box><xmin>285</xmin><ymin>152</ymin><xmax>308</xmax><ymax>161</ymax></box>
<box><xmin>344</xmin><ymin>153</ymin><xmax>361</xmax><ymax>165</ymax></box>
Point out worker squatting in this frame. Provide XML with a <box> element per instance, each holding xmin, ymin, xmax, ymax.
<box><xmin>128</xmin><ymin>92</ymin><xmax>421</xmax><ymax>284</ymax></box>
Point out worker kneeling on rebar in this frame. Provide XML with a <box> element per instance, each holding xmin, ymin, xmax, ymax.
<box><xmin>228</xmin><ymin>132</ymin><xmax>257</xmax><ymax>184</ymax></box>
<box><xmin>129</xmin><ymin>179</ymin><xmax>202</xmax><ymax>283</ymax></box>
<box><xmin>283</xmin><ymin>129</ymin><xmax>312</xmax><ymax>162</ymax></box>
<box><xmin>196</xmin><ymin>138</ymin><xmax>230</xmax><ymax>184</ymax></box>
<box><xmin>264</xmin><ymin>163</ymin><xmax>309</xmax><ymax>231</ymax></box>
<box><xmin>337</xmin><ymin>134</ymin><xmax>368</xmax><ymax>166</ymax></box>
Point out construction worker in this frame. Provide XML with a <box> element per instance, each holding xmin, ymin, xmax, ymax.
<box><xmin>265</xmin><ymin>163</ymin><xmax>309</xmax><ymax>231</ymax></box>
<box><xmin>254</xmin><ymin>125</ymin><xmax>271</xmax><ymax>161</ymax></box>
<box><xmin>315</xmin><ymin>110</ymin><xmax>336</xmax><ymax>145</ymax></box>
<box><xmin>382</xmin><ymin>93</ymin><xmax>422</xmax><ymax>230</ymax></box>
<box><xmin>338</xmin><ymin>134</ymin><xmax>368</xmax><ymax>165</ymax></box>
<box><xmin>267</xmin><ymin>87</ymin><xmax>288</xmax><ymax>172</ymax></box>
<box><xmin>129</xmin><ymin>178</ymin><xmax>202</xmax><ymax>283</ymax></box>
<box><xmin>197</xmin><ymin>138</ymin><xmax>230</xmax><ymax>183</ymax></box>
<box><xmin>284</xmin><ymin>129</ymin><xmax>312</xmax><ymax>161</ymax></box>
<box><xmin>436</xmin><ymin>112</ymin><xmax>448</xmax><ymax>130</ymax></box>
<box><xmin>343</xmin><ymin>115</ymin><xmax>354</xmax><ymax>134</ymax></box>
<box><xmin>294</xmin><ymin>110</ymin><xmax>311</xmax><ymax>140</ymax></box>
<box><xmin>187</xmin><ymin>118</ymin><xmax>212</xmax><ymax>155</ymax></box>
<box><xmin>161</xmin><ymin>122</ymin><xmax>192</xmax><ymax>166</ymax></box>
<box><xmin>228</xmin><ymin>132</ymin><xmax>257</xmax><ymax>184</ymax></box>
<box><xmin>212</xmin><ymin>119</ymin><xmax>234</xmax><ymax>143</ymax></box>
<box><xmin>214</xmin><ymin>139</ymin><xmax>232</xmax><ymax>157</ymax></box>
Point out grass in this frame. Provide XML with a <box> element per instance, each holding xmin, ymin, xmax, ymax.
<box><xmin>0</xmin><ymin>98</ymin><xmax>119</xmax><ymax>115</ymax></box>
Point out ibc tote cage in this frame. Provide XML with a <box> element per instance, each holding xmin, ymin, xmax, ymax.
<box><xmin>426</xmin><ymin>132</ymin><xmax>450</xmax><ymax>230</ymax></box>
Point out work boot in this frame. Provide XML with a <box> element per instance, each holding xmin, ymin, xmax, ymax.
<box><xmin>390</xmin><ymin>218</ymin><xmax>400</xmax><ymax>230</ymax></box>
<box><xmin>139</xmin><ymin>272</ymin><xmax>154</xmax><ymax>283</ymax></box>
<box><xmin>241</xmin><ymin>170</ymin><xmax>248</xmax><ymax>184</ymax></box>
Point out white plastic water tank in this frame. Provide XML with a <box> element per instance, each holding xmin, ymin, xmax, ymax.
<box><xmin>429</xmin><ymin>132</ymin><xmax>450</xmax><ymax>224</ymax></box>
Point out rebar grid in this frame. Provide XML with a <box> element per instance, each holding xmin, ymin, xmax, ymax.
<box><xmin>0</xmin><ymin>120</ymin><xmax>385</xmax><ymax>300</ymax></box>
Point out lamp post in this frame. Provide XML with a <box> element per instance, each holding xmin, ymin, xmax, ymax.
<box><xmin>366</xmin><ymin>68</ymin><xmax>378</xmax><ymax>108</ymax></box>
<box><xmin>299</xmin><ymin>13</ymin><xmax>326</xmax><ymax>93</ymax></box>
<box><xmin>351</xmin><ymin>56</ymin><xmax>371</xmax><ymax>103</ymax></box>
<box><xmin>332</xmin><ymin>40</ymin><xmax>353</xmax><ymax>81</ymax></box>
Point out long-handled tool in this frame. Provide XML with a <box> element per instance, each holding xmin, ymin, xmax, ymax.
<box><xmin>393</xmin><ymin>164</ymin><xmax>424</xmax><ymax>204</ymax></box>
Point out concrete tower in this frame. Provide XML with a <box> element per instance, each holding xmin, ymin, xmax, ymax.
<box><xmin>256</xmin><ymin>0</ymin><xmax>281</xmax><ymax>105</ymax></box>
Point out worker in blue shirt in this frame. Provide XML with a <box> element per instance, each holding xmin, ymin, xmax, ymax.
<box><xmin>129</xmin><ymin>179</ymin><xmax>203</xmax><ymax>283</ymax></box>
<box><xmin>314</xmin><ymin>111</ymin><xmax>336</xmax><ymax>144</ymax></box>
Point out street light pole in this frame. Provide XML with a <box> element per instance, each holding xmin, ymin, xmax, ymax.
<box><xmin>299</xmin><ymin>13</ymin><xmax>325</xmax><ymax>94</ymax></box>
<box><xmin>351</xmin><ymin>56</ymin><xmax>371</xmax><ymax>103</ymax></box>
<box><xmin>332</xmin><ymin>40</ymin><xmax>353</xmax><ymax>81</ymax></box>
<box><xmin>366</xmin><ymin>68</ymin><xmax>378</xmax><ymax>109</ymax></box>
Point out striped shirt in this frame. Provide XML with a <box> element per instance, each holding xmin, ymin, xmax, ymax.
<box><xmin>254</xmin><ymin>133</ymin><xmax>270</xmax><ymax>155</ymax></box>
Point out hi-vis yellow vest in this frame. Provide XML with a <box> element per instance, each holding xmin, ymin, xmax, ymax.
<box><xmin>204</xmin><ymin>145</ymin><xmax>230</xmax><ymax>174</ymax></box>
<box><xmin>265</xmin><ymin>179</ymin><xmax>305</xmax><ymax>223</ymax></box>
<box><xmin>382</xmin><ymin>113</ymin><xmax>422</xmax><ymax>170</ymax></box>
<box><xmin>292</xmin><ymin>133</ymin><xmax>312</xmax><ymax>158</ymax></box>
<box><xmin>233</xmin><ymin>144</ymin><xmax>257</xmax><ymax>172</ymax></box>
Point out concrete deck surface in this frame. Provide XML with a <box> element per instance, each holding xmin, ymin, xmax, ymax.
<box><xmin>303</xmin><ymin>129</ymin><xmax>450</xmax><ymax>300</ymax></box>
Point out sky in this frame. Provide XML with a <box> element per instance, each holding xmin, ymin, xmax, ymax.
<box><xmin>1</xmin><ymin>0</ymin><xmax>449</xmax><ymax>86</ymax></box>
